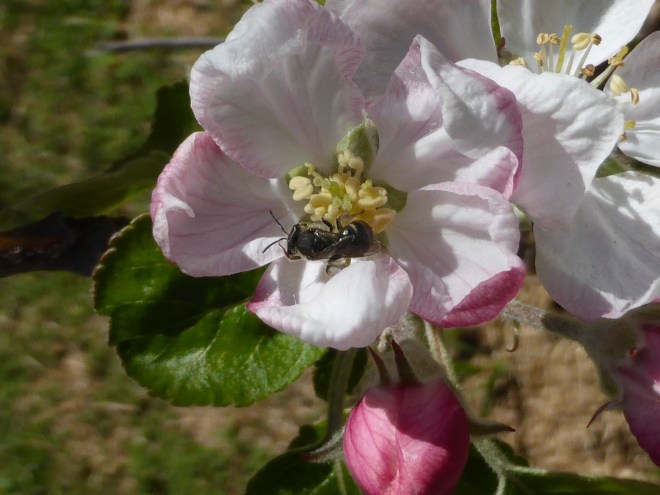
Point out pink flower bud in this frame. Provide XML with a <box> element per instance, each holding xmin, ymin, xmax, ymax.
<box><xmin>616</xmin><ymin>325</ymin><xmax>660</xmax><ymax>466</ymax></box>
<box><xmin>343</xmin><ymin>379</ymin><xmax>469</xmax><ymax>495</ymax></box>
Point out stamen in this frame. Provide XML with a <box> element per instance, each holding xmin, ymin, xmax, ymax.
<box><xmin>555</xmin><ymin>25</ymin><xmax>573</xmax><ymax>73</ymax></box>
<box><xmin>609</xmin><ymin>74</ymin><xmax>629</xmax><ymax>96</ymax></box>
<box><xmin>288</xmin><ymin>151</ymin><xmax>396</xmax><ymax>232</ymax></box>
<box><xmin>288</xmin><ymin>176</ymin><xmax>313</xmax><ymax>201</ymax></box>
<box><xmin>630</xmin><ymin>88</ymin><xmax>639</xmax><ymax>105</ymax></box>
<box><xmin>508</xmin><ymin>57</ymin><xmax>527</xmax><ymax>67</ymax></box>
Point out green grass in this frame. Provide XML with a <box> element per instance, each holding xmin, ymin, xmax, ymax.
<box><xmin>0</xmin><ymin>1</ymin><xmax>277</xmax><ymax>493</ymax></box>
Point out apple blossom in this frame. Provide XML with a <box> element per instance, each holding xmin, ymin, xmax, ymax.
<box><xmin>326</xmin><ymin>0</ymin><xmax>660</xmax><ymax>320</ymax></box>
<box><xmin>605</xmin><ymin>31</ymin><xmax>660</xmax><ymax>167</ymax></box>
<box><xmin>614</xmin><ymin>324</ymin><xmax>660</xmax><ymax>466</ymax></box>
<box><xmin>151</xmin><ymin>0</ymin><xmax>526</xmax><ymax>350</ymax></box>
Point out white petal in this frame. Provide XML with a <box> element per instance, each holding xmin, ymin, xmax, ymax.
<box><xmin>461</xmin><ymin>60</ymin><xmax>624</xmax><ymax>228</ymax></box>
<box><xmin>609</xmin><ymin>32</ymin><xmax>660</xmax><ymax>166</ymax></box>
<box><xmin>368</xmin><ymin>39</ymin><xmax>520</xmax><ymax>196</ymax></box>
<box><xmin>387</xmin><ymin>183</ymin><xmax>525</xmax><ymax>327</ymax></box>
<box><xmin>498</xmin><ymin>0</ymin><xmax>654</xmax><ymax>70</ymax></box>
<box><xmin>536</xmin><ymin>172</ymin><xmax>660</xmax><ymax>320</ymax></box>
<box><xmin>190</xmin><ymin>0</ymin><xmax>365</xmax><ymax>178</ymax></box>
<box><xmin>326</xmin><ymin>0</ymin><xmax>496</xmax><ymax>96</ymax></box>
<box><xmin>151</xmin><ymin>132</ymin><xmax>301</xmax><ymax>277</ymax></box>
<box><xmin>248</xmin><ymin>255</ymin><xmax>413</xmax><ymax>350</ymax></box>
<box><xmin>416</xmin><ymin>38</ymin><xmax>523</xmax><ymax>168</ymax></box>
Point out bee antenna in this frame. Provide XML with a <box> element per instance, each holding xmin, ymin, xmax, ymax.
<box><xmin>262</xmin><ymin>237</ymin><xmax>286</xmax><ymax>253</ymax></box>
<box><xmin>269</xmin><ymin>210</ymin><xmax>289</xmax><ymax>235</ymax></box>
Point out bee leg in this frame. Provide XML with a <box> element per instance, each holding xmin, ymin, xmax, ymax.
<box><xmin>282</xmin><ymin>246</ymin><xmax>301</xmax><ymax>260</ymax></box>
<box><xmin>325</xmin><ymin>256</ymin><xmax>349</xmax><ymax>276</ymax></box>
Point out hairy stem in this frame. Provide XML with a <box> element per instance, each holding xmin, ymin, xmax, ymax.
<box><xmin>326</xmin><ymin>349</ymin><xmax>357</xmax><ymax>438</ymax></box>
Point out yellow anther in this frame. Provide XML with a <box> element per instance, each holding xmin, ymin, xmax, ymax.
<box><xmin>591</xmin><ymin>34</ymin><xmax>602</xmax><ymax>45</ymax></box>
<box><xmin>358</xmin><ymin>183</ymin><xmax>388</xmax><ymax>210</ymax></box>
<box><xmin>344</xmin><ymin>176</ymin><xmax>360</xmax><ymax>201</ymax></box>
<box><xmin>288</xmin><ymin>151</ymin><xmax>395</xmax><ymax>232</ymax></box>
<box><xmin>509</xmin><ymin>57</ymin><xmax>528</xmax><ymax>67</ymax></box>
<box><xmin>571</xmin><ymin>32</ymin><xmax>592</xmax><ymax>50</ymax></box>
<box><xmin>288</xmin><ymin>176</ymin><xmax>313</xmax><ymax>201</ymax></box>
<box><xmin>308</xmin><ymin>192</ymin><xmax>332</xmax><ymax>209</ymax></box>
<box><xmin>619</xmin><ymin>132</ymin><xmax>628</xmax><ymax>142</ymax></box>
<box><xmin>580</xmin><ymin>64</ymin><xmax>596</xmax><ymax>77</ymax></box>
<box><xmin>608</xmin><ymin>57</ymin><xmax>625</xmax><ymax>68</ymax></box>
<box><xmin>536</xmin><ymin>33</ymin><xmax>549</xmax><ymax>44</ymax></box>
<box><xmin>625</xmin><ymin>120</ymin><xmax>636</xmax><ymax>130</ymax></box>
<box><xmin>533</xmin><ymin>52</ymin><xmax>544</xmax><ymax>66</ymax></box>
<box><xmin>548</xmin><ymin>33</ymin><xmax>560</xmax><ymax>45</ymax></box>
<box><xmin>609</xmin><ymin>74</ymin><xmax>630</xmax><ymax>96</ymax></box>
<box><xmin>630</xmin><ymin>87</ymin><xmax>639</xmax><ymax>105</ymax></box>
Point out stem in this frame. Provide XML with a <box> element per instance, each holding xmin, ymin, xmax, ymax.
<box><xmin>88</xmin><ymin>37</ymin><xmax>224</xmax><ymax>54</ymax></box>
<box><xmin>424</xmin><ymin>321</ymin><xmax>460</xmax><ymax>386</ymax></box>
<box><xmin>500</xmin><ymin>300</ymin><xmax>585</xmax><ymax>342</ymax></box>
<box><xmin>325</xmin><ymin>349</ymin><xmax>357</xmax><ymax>438</ymax></box>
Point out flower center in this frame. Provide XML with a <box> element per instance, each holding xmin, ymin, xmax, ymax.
<box><xmin>287</xmin><ymin>150</ymin><xmax>396</xmax><ymax>234</ymax></box>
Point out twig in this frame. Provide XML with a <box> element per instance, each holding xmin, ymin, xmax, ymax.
<box><xmin>89</xmin><ymin>37</ymin><xmax>224</xmax><ymax>55</ymax></box>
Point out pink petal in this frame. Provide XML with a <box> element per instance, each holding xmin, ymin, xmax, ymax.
<box><xmin>617</xmin><ymin>326</ymin><xmax>660</xmax><ymax>466</ymax></box>
<box><xmin>344</xmin><ymin>380</ymin><xmax>470</xmax><ymax>495</ymax></box>
<box><xmin>535</xmin><ymin>172</ymin><xmax>660</xmax><ymax>320</ymax></box>
<box><xmin>151</xmin><ymin>132</ymin><xmax>299</xmax><ymax>277</ymax></box>
<box><xmin>387</xmin><ymin>182</ymin><xmax>525</xmax><ymax>327</ymax></box>
<box><xmin>498</xmin><ymin>0</ymin><xmax>655</xmax><ymax>70</ymax></box>
<box><xmin>368</xmin><ymin>38</ymin><xmax>520</xmax><ymax>196</ymax></box>
<box><xmin>248</xmin><ymin>255</ymin><xmax>413</xmax><ymax>350</ymax></box>
<box><xmin>327</xmin><ymin>0</ymin><xmax>497</xmax><ymax>96</ymax></box>
<box><xmin>461</xmin><ymin>60</ymin><xmax>624</xmax><ymax>229</ymax></box>
<box><xmin>609</xmin><ymin>32</ymin><xmax>660</xmax><ymax>167</ymax></box>
<box><xmin>190</xmin><ymin>0</ymin><xmax>365</xmax><ymax>178</ymax></box>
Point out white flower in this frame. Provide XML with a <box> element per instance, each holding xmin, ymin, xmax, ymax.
<box><xmin>151</xmin><ymin>0</ymin><xmax>526</xmax><ymax>349</ymax></box>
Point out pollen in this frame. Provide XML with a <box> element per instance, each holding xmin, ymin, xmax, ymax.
<box><xmin>287</xmin><ymin>150</ymin><xmax>395</xmax><ymax>233</ymax></box>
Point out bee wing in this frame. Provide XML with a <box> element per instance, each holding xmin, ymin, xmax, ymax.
<box><xmin>362</xmin><ymin>240</ymin><xmax>382</xmax><ymax>257</ymax></box>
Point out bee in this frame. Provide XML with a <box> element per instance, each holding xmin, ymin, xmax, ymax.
<box><xmin>264</xmin><ymin>211</ymin><xmax>380</xmax><ymax>273</ymax></box>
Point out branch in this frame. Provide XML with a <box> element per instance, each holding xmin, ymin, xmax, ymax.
<box><xmin>89</xmin><ymin>37</ymin><xmax>224</xmax><ymax>54</ymax></box>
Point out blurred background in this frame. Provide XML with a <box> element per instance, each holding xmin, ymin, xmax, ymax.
<box><xmin>1</xmin><ymin>1</ymin><xmax>659</xmax><ymax>493</ymax></box>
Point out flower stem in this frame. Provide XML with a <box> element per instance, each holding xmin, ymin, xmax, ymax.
<box><xmin>425</xmin><ymin>320</ymin><xmax>460</xmax><ymax>386</ymax></box>
<box><xmin>500</xmin><ymin>300</ymin><xmax>585</xmax><ymax>342</ymax></box>
<box><xmin>326</xmin><ymin>348</ymin><xmax>357</xmax><ymax>438</ymax></box>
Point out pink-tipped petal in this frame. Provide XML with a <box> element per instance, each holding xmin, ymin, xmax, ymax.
<box><xmin>535</xmin><ymin>172</ymin><xmax>660</xmax><ymax>320</ymax></box>
<box><xmin>461</xmin><ymin>60</ymin><xmax>624</xmax><ymax>229</ymax></box>
<box><xmin>344</xmin><ymin>379</ymin><xmax>470</xmax><ymax>495</ymax></box>
<box><xmin>248</xmin><ymin>255</ymin><xmax>413</xmax><ymax>350</ymax></box>
<box><xmin>616</xmin><ymin>326</ymin><xmax>660</xmax><ymax>466</ymax></box>
<box><xmin>190</xmin><ymin>0</ymin><xmax>365</xmax><ymax>178</ymax></box>
<box><xmin>498</xmin><ymin>0</ymin><xmax>655</xmax><ymax>70</ymax></box>
<box><xmin>151</xmin><ymin>132</ymin><xmax>297</xmax><ymax>277</ymax></box>
<box><xmin>417</xmin><ymin>38</ymin><xmax>523</xmax><ymax>173</ymax></box>
<box><xmin>609</xmin><ymin>32</ymin><xmax>660</xmax><ymax>167</ymax></box>
<box><xmin>387</xmin><ymin>182</ymin><xmax>525</xmax><ymax>327</ymax></box>
<box><xmin>327</xmin><ymin>0</ymin><xmax>496</xmax><ymax>96</ymax></box>
<box><xmin>368</xmin><ymin>39</ymin><xmax>520</xmax><ymax>196</ymax></box>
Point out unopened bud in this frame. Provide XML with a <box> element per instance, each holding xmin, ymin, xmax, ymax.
<box><xmin>344</xmin><ymin>377</ymin><xmax>469</xmax><ymax>494</ymax></box>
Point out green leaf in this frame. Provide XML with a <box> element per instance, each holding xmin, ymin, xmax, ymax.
<box><xmin>455</xmin><ymin>440</ymin><xmax>660</xmax><ymax>495</ymax></box>
<box><xmin>245</xmin><ymin>423</ymin><xmax>361</xmax><ymax>495</ymax></box>
<box><xmin>0</xmin><ymin>81</ymin><xmax>198</xmax><ymax>230</ymax></box>
<box><xmin>454</xmin><ymin>444</ymin><xmax>500</xmax><ymax>495</ymax></box>
<box><xmin>503</xmin><ymin>470</ymin><xmax>660</xmax><ymax>494</ymax></box>
<box><xmin>313</xmin><ymin>348</ymin><xmax>368</xmax><ymax>401</ymax></box>
<box><xmin>94</xmin><ymin>215</ymin><xmax>325</xmax><ymax>406</ymax></box>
